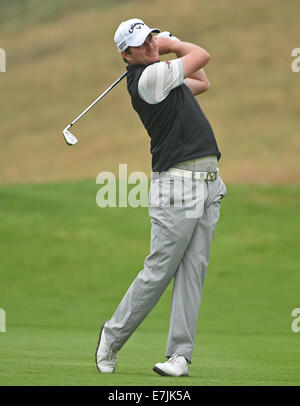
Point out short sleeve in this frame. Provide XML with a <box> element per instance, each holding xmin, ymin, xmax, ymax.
<box><xmin>138</xmin><ymin>59</ymin><xmax>184</xmax><ymax>104</ymax></box>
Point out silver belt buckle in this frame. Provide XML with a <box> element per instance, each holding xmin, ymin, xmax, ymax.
<box><xmin>206</xmin><ymin>171</ymin><xmax>218</xmax><ymax>181</ymax></box>
<box><xmin>192</xmin><ymin>170</ymin><xmax>218</xmax><ymax>181</ymax></box>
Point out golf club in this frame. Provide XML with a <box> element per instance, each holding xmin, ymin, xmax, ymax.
<box><xmin>62</xmin><ymin>71</ymin><xmax>127</xmax><ymax>145</ymax></box>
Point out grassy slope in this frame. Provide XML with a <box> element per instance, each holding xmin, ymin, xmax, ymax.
<box><xmin>0</xmin><ymin>0</ymin><xmax>299</xmax><ymax>387</ymax></box>
<box><xmin>0</xmin><ymin>0</ymin><xmax>299</xmax><ymax>184</ymax></box>
<box><xmin>0</xmin><ymin>180</ymin><xmax>300</xmax><ymax>385</ymax></box>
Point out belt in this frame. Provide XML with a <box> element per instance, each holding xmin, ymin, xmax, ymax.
<box><xmin>166</xmin><ymin>167</ymin><xmax>219</xmax><ymax>181</ymax></box>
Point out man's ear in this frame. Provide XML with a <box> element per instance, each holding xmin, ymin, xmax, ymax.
<box><xmin>121</xmin><ymin>50</ymin><xmax>130</xmax><ymax>64</ymax></box>
<box><xmin>121</xmin><ymin>48</ymin><xmax>132</xmax><ymax>64</ymax></box>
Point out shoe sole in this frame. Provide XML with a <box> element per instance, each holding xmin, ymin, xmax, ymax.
<box><xmin>95</xmin><ymin>320</ymin><xmax>115</xmax><ymax>374</ymax></box>
<box><xmin>152</xmin><ymin>366</ymin><xmax>169</xmax><ymax>376</ymax></box>
<box><xmin>152</xmin><ymin>366</ymin><xmax>188</xmax><ymax>377</ymax></box>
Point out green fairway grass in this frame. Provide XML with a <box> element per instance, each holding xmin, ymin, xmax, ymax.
<box><xmin>0</xmin><ymin>180</ymin><xmax>300</xmax><ymax>386</ymax></box>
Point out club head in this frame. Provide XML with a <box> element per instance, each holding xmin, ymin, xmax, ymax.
<box><xmin>63</xmin><ymin>127</ymin><xmax>78</xmax><ymax>146</ymax></box>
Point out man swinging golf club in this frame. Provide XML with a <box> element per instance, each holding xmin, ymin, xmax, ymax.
<box><xmin>95</xmin><ymin>18</ymin><xmax>227</xmax><ymax>377</ymax></box>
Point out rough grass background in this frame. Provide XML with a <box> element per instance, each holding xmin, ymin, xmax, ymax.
<box><xmin>0</xmin><ymin>0</ymin><xmax>299</xmax><ymax>184</ymax></box>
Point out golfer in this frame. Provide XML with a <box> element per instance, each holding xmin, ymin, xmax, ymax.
<box><xmin>96</xmin><ymin>18</ymin><xmax>227</xmax><ymax>376</ymax></box>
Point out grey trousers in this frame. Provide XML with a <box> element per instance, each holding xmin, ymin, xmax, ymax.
<box><xmin>104</xmin><ymin>156</ymin><xmax>227</xmax><ymax>362</ymax></box>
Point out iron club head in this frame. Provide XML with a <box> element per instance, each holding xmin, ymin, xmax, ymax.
<box><xmin>61</xmin><ymin>72</ymin><xmax>127</xmax><ymax>147</ymax></box>
<box><xmin>63</xmin><ymin>126</ymin><xmax>78</xmax><ymax>146</ymax></box>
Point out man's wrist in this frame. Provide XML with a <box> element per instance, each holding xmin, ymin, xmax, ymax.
<box><xmin>169</xmin><ymin>40</ymin><xmax>186</xmax><ymax>56</ymax></box>
<box><xmin>169</xmin><ymin>41</ymin><xmax>204</xmax><ymax>58</ymax></box>
<box><xmin>156</xmin><ymin>31</ymin><xmax>180</xmax><ymax>42</ymax></box>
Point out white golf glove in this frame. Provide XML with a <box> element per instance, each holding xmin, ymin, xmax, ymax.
<box><xmin>156</xmin><ymin>31</ymin><xmax>180</xmax><ymax>42</ymax></box>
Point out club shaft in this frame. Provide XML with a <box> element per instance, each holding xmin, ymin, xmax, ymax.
<box><xmin>69</xmin><ymin>71</ymin><xmax>127</xmax><ymax>128</ymax></box>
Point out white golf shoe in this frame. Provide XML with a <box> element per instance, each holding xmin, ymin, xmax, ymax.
<box><xmin>153</xmin><ymin>353</ymin><xmax>189</xmax><ymax>377</ymax></box>
<box><xmin>95</xmin><ymin>321</ymin><xmax>118</xmax><ymax>373</ymax></box>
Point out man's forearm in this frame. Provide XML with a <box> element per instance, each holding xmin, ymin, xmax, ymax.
<box><xmin>171</xmin><ymin>42</ymin><xmax>208</xmax><ymax>77</ymax></box>
<box><xmin>155</xmin><ymin>37</ymin><xmax>211</xmax><ymax>94</ymax></box>
<box><xmin>176</xmin><ymin>42</ymin><xmax>210</xmax><ymax>94</ymax></box>
<box><xmin>155</xmin><ymin>37</ymin><xmax>210</xmax><ymax>75</ymax></box>
<box><xmin>188</xmin><ymin>67</ymin><xmax>210</xmax><ymax>84</ymax></box>
<box><xmin>169</xmin><ymin>41</ymin><xmax>210</xmax><ymax>82</ymax></box>
<box><xmin>169</xmin><ymin>41</ymin><xmax>207</xmax><ymax>59</ymax></box>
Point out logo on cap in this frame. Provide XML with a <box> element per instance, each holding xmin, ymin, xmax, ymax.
<box><xmin>119</xmin><ymin>41</ymin><xmax>127</xmax><ymax>50</ymax></box>
<box><xmin>129</xmin><ymin>22</ymin><xmax>145</xmax><ymax>34</ymax></box>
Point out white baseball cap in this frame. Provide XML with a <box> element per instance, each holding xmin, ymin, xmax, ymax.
<box><xmin>114</xmin><ymin>18</ymin><xmax>160</xmax><ymax>52</ymax></box>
